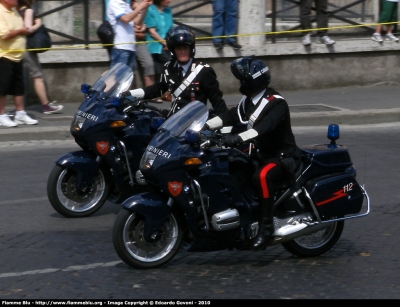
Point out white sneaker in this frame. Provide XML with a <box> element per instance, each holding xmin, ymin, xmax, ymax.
<box><xmin>385</xmin><ymin>33</ymin><xmax>399</xmax><ymax>42</ymax></box>
<box><xmin>316</xmin><ymin>35</ymin><xmax>335</xmax><ymax>45</ymax></box>
<box><xmin>0</xmin><ymin>114</ymin><xmax>18</xmax><ymax>127</ymax></box>
<box><xmin>302</xmin><ymin>33</ymin><xmax>311</xmax><ymax>46</ymax></box>
<box><xmin>14</xmin><ymin>111</ymin><xmax>38</xmax><ymax>125</ymax></box>
<box><xmin>371</xmin><ymin>33</ymin><xmax>383</xmax><ymax>43</ymax></box>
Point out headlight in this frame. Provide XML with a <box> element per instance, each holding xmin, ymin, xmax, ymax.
<box><xmin>140</xmin><ymin>150</ymin><xmax>157</xmax><ymax>170</ymax></box>
<box><xmin>70</xmin><ymin>114</ymin><xmax>87</xmax><ymax>132</ymax></box>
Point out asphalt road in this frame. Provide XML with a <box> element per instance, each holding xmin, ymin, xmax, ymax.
<box><xmin>0</xmin><ymin>123</ymin><xmax>399</xmax><ymax>300</ymax></box>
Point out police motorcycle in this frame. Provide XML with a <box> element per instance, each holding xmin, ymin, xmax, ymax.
<box><xmin>47</xmin><ymin>63</ymin><xmax>167</xmax><ymax>218</ymax></box>
<box><xmin>112</xmin><ymin>100</ymin><xmax>370</xmax><ymax>269</ymax></box>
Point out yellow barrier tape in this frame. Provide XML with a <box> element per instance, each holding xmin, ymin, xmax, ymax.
<box><xmin>2</xmin><ymin>21</ymin><xmax>399</xmax><ymax>53</ymax></box>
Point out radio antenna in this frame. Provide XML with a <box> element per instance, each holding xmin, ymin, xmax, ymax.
<box><xmin>362</xmin><ymin>148</ymin><xmax>367</xmax><ymax>188</ymax></box>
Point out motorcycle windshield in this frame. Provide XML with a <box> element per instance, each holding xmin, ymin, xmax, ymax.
<box><xmin>159</xmin><ymin>100</ymin><xmax>209</xmax><ymax>137</ymax></box>
<box><xmin>91</xmin><ymin>63</ymin><xmax>133</xmax><ymax>99</ymax></box>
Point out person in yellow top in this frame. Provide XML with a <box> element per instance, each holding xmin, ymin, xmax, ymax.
<box><xmin>0</xmin><ymin>0</ymin><xmax>38</xmax><ymax>127</ymax></box>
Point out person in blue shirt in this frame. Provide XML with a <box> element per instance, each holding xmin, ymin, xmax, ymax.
<box><xmin>106</xmin><ymin>0</ymin><xmax>152</xmax><ymax>70</ymax></box>
<box><xmin>144</xmin><ymin>0</ymin><xmax>173</xmax><ymax>80</ymax></box>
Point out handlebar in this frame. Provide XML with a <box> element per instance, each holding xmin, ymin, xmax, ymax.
<box><xmin>121</xmin><ymin>96</ymin><xmax>169</xmax><ymax>116</ymax></box>
<box><xmin>199</xmin><ymin>130</ymin><xmax>225</xmax><ymax>149</ymax></box>
<box><xmin>199</xmin><ymin>129</ymin><xmax>253</xmax><ymax>152</ymax></box>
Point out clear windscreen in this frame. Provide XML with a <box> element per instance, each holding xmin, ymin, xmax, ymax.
<box><xmin>159</xmin><ymin>101</ymin><xmax>209</xmax><ymax>137</ymax></box>
<box><xmin>91</xmin><ymin>63</ymin><xmax>133</xmax><ymax>99</ymax></box>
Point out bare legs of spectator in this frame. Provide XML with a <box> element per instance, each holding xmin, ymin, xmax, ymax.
<box><xmin>371</xmin><ymin>1</ymin><xmax>399</xmax><ymax>43</ymax></box>
<box><xmin>144</xmin><ymin>75</ymin><xmax>155</xmax><ymax>87</ymax></box>
<box><xmin>0</xmin><ymin>95</ymin><xmax>24</xmax><ymax>114</ymax></box>
<box><xmin>33</xmin><ymin>76</ymin><xmax>63</xmax><ymax>114</ymax></box>
<box><xmin>33</xmin><ymin>76</ymin><xmax>49</xmax><ymax>105</ymax></box>
<box><xmin>372</xmin><ymin>24</ymin><xmax>399</xmax><ymax>43</ymax></box>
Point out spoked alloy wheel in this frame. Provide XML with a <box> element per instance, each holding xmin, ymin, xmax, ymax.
<box><xmin>47</xmin><ymin>165</ymin><xmax>109</xmax><ymax>218</ymax></box>
<box><xmin>281</xmin><ymin>220</ymin><xmax>344</xmax><ymax>257</ymax></box>
<box><xmin>112</xmin><ymin>209</ymin><xmax>184</xmax><ymax>269</ymax></box>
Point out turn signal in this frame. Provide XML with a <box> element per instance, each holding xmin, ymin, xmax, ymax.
<box><xmin>184</xmin><ymin>158</ymin><xmax>202</xmax><ymax>165</ymax></box>
<box><xmin>110</xmin><ymin>121</ymin><xmax>127</xmax><ymax>128</ymax></box>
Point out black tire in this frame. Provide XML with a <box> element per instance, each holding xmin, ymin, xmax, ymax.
<box><xmin>112</xmin><ymin>208</ymin><xmax>185</xmax><ymax>269</ymax></box>
<box><xmin>47</xmin><ymin>164</ymin><xmax>110</xmax><ymax>218</ymax></box>
<box><xmin>281</xmin><ymin>220</ymin><xmax>344</xmax><ymax>257</ymax></box>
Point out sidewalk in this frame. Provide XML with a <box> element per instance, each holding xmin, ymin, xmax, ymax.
<box><xmin>1</xmin><ymin>83</ymin><xmax>400</xmax><ymax>142</ymax></box>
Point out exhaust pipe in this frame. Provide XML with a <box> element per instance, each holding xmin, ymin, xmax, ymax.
<box><xmin>268</xmin><ymin>222</ymin><xmax>333</xmax><ymax>246</ymax></box>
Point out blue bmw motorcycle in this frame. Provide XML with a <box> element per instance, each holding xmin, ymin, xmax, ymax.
<box><xmin>47</xmin><ymin>63</ymin><xmax>166</xmax><ymax>217</ymax></box>
<box><xmin>112</xmin><ymin>100</ymin><xmax>370</xmax><ymax>269</ymax></box>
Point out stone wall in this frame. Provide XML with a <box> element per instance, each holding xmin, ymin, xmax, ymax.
<box><xmin>20</xmin><ymin>37</ymin><xmax>400</xmax><ymax>105</ymax></box>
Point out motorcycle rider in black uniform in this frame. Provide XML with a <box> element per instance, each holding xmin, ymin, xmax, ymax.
<box><xmin>203</xmin><ymin>56</ymin><xmax>302</xmax><ymax>251</ymax></box>
<box><xmin>135</xmin><ymin>25</ymin><xmax>228</xmax><ymax>116</ymax></box>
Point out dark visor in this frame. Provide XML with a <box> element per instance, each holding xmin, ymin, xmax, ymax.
<box><xmin>232</xmin><ymin>57</ymin><xmax>252</xmax><ymax>80</ymax></box>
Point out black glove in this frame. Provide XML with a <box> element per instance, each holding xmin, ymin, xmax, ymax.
<box><xmin>160</xmin><ymin>109</ymin><xmax>170</xmax><ymax>118</ymax></box>
<box><xmin>121</xmin><ymin>91</ymin><xmax>131</xmax><ymax>97</ymax></box>
<box><xmin>222</xmin><ymin>134</ymin><xmax>242</xmax><ymax>147</ymax></box>
<box><xmin>200</xmin><ymin>123</ymin><xmax>210</xmax><ymax>132</ymax></box>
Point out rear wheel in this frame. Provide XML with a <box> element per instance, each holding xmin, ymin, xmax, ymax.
<box><xmin>282</xmin><ymin>220</ymin><xmax>344</xmax><ymax>257</ymax></box>
<box><xmin>47</xmin><ymin>164</ymin><xmax>110</xmax><ymax>218</ymax></box>
<box><xmin>112</xmin><ymin>209</ymin><xmax>185</xmax><ymax>269</ymax></box>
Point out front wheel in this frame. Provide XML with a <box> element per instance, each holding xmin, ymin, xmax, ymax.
<box><xmin>47</xmin><ymin>164</ymin><xmax>110</xmax><ymax>218</ymax></box>
<box><xmin>112</xmin><ymin>209</ymin><xmax>185</xmax><ymax>269</ymax></box>
<box><xmin>281</xmin><ymin>220</ymin><xmax>344</xmax><ymax>257</ymax></box>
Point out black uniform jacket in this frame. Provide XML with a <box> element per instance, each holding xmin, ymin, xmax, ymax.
<box><xmin>143</xmin><ymin>58</ymin><xmax>228</xmax><ymax>115</ymax></box>
<box><xmin>219</xmin><ymin>87</ymin><xmax>301</xmax><ymax>163</ymax></box>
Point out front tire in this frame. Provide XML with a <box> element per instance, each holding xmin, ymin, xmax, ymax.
<box><xmin>282</xmin><ymin>220</ymin><xmax>344</xmax><ymax>257</ymax></box>
<box><xmin>47</xmin><ymin>164</ymin><xmax>110</xmax><ymax>218</ymax></box>
<box><xmin>112</xmin><ymin>209</ymin><xmax>185</xmax><ymax>269</ymax></box>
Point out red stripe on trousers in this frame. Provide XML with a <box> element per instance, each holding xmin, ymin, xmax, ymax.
<box><xmin>260</xmin><ymin>163</ymin><xmax>277</xmax><ymax>198</ymax></box>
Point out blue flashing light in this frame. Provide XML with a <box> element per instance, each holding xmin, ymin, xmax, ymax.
<box><xmin>81</xmin><ymin>83</ymin><xmax>91</xmax><ymax>94</ymax></box>
<box><xmin>111</xmin><ymin>96</ymin><xmax>121</xmax><ymax>107</ymax></box>
<box><xmin>185</xmin><ymin>129</ymin><xmax>199</xmax><ymax>143</ymax></box>
<box><xmin>151</xmin><ymin>117</ymin><xmax>165</xmax><ymax>129</ymax></box>
<box><xmin>327</xmin><ymin>124</ymin><xmax>340</xmax><ymax>145</ymax></box>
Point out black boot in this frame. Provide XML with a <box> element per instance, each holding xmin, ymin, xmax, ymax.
<box><xmin>251</xmin><ymin>199</ymin><xmax>275</xmax><ymax>251</ymax></box>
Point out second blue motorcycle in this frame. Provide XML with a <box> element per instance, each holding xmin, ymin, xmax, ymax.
<box><xmin>47</xmin><ymin>63</ymin><xmax>166</xmax><ymax>217</ymax></box>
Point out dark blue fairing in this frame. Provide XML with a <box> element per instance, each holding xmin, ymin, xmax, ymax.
<box><xmin>121</xmin><ymin>192</ymin><xmax>171</xmax><ymax>240</ymax></box>
<box><xmin>55</xmin><ymin>151</ymin><xmax>99</xmax><ymax>190</ymax></box>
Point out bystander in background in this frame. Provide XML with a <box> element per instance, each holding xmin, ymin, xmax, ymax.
<box><xmin>107</xmin><ymin>0</ymin><xmax>152</xmax><ymax>70</ymax></box>
<box><xmin>132</xmin><ymin>0</ymin><xmax>155</xmax><ymax>87</ymax></box>
<box><xmin>211</xmin><ymin>0</ymin><xmax>241</xmax><ymax>50</ymax></box>
<box><xmin>0</xmin><ymin>0</ymin><xmax>38</xmax><ymax>127</ymax></box>
<box><xmin>371</xmin><ymin>0</ymin><xmax>399</xmax><ymax>43</ymax></box>
<box><xmin>300</xmin><ymin>0</ymin><xmax>335</xmax><ymax>46</ymax></box>
<box><xmin>144</xmin><ymin>0</ymin><xmax>173</xmax><ymax>81</ymax></box>
<box><xmin>17</xmin><ymin>0</ymin><xmax>63</xmax><ymax>114</ymax></box>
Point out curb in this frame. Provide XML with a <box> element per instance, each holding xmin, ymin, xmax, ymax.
<box><xmin>291</xmin><ymin>108</ymin><xmax>400</xmax><ymax>126</ymax></box>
